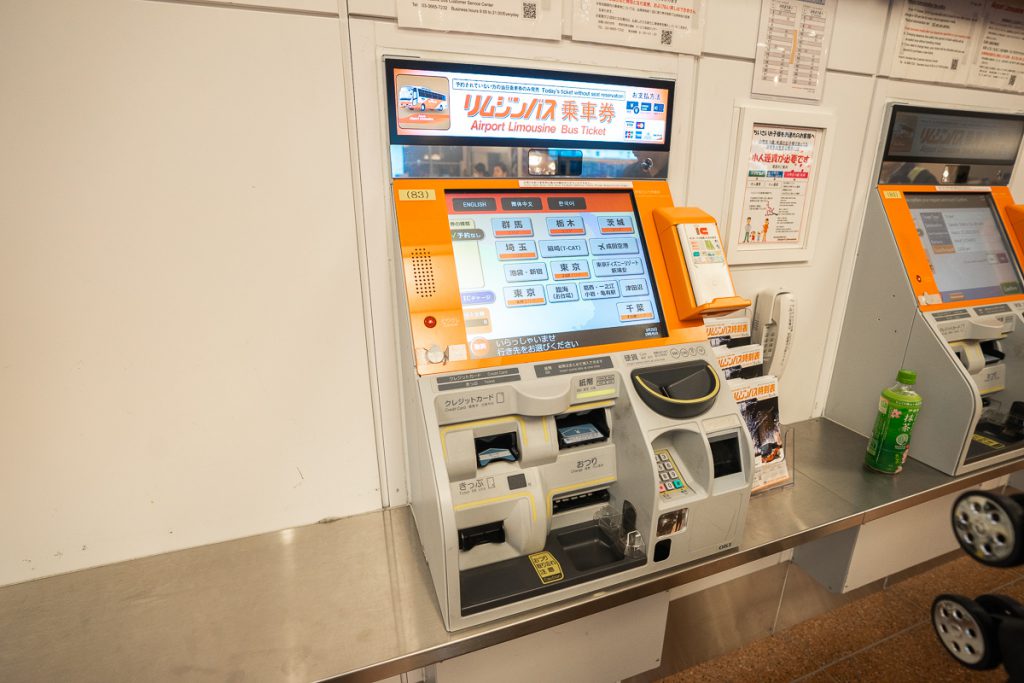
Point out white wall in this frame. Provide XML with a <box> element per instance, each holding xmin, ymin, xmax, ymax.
<box><xmin>0</xmin><ymin>0</ymin><xmax>381</xmax><ymax>586</ymax></box>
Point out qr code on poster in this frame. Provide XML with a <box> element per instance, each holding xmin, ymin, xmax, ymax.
<box><xmin>661</xmin><ymin>30</ymin><xmax>673</xmax><ymax>45</ymax></box>
<box><xmin>951</xmin><ymin>58</ymin><xmax>959</xmax><ymax>70</ymax></box>
<box><xmin>523</xmin><ymin>2</ymin><xmax>537</xmax><ymax>18</ymax></box>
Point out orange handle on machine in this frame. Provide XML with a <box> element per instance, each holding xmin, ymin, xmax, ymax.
<box><xmin>653</xmin><ymin>207</ymin><xmax>750</xmax><ymax>321</ymax></box>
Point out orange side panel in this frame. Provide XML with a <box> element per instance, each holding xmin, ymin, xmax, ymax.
<box><xmin>878</xmin><ymin>185</ymin><xmax>1024</xmax><ymax>313</ymax></box>
<box><xmin>392</xmin><ymin>179</ymin><xmax>709</xmax><ymax>376</ymax></box>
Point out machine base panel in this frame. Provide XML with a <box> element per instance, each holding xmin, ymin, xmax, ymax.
<box><xmin>460</xmin><ymin>519</ymin><xmax>646</xmax><ymax>616</ymax></box>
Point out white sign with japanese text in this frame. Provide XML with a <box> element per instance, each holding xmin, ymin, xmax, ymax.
<box><xmin>967</xmin><ymin>0</ymin><xmax>1024</xmax><ymax>92</ymax></box>
<box><xmin>397</xmin><ymin>0</ymin><xmax>564</xmax><ymax>40</ymax></box>
<box><xmin>571</xmin><ymin>0</ymin><xmax>704</xmax><ymax>55</ymax></box>
<box><xmin>889</xmin><ymin>0</ymin><xmax>985</xmax><ymax>84</ymax></box>
<box><xmin>752</xmin><ymin>0</ymin><xmax>836</xmax><ymax>101</ymax></box>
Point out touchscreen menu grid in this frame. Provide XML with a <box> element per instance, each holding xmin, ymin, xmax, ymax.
<box><xmin>447</xmin><ymin>191</ymin><xmax>665</xmax><ymax>359</ymax></box>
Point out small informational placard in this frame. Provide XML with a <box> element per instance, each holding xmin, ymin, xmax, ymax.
<box><xmin>397</xmin><ymin>0</ymin><xmax>564</xmax><ymax>40</ymax></box>
<box><xmin>725</xmin><ymin>105</ymin><xmax>834</xmax><ymax>264</ymax></box>
<box><xmin>968</xmin><ymin>1</ymin><xmax>1024</xmax><ymax>92</ymax></box>
<box><xmin>752</xmin><ymin>0</ymin><xmax>836</xmax><ymax>101</ymax></box>
<box><xmin>571</xmin><ymin>0</ymin><xmax>704</xmax><ymax>55</ymax></box>
<box><xmin>730</xmin><ymin>375</ymin><xmax>791</xmax><ymax>493</ymax></box>
<box><xmin>386</xmin><ymin>60</ymin><xmax>674</xmax><ymax>150</ymax></box>
<box><xmin>889</xmin><ymin>0</ymin><xmax>984</xmax><ymax>84</ymax></box>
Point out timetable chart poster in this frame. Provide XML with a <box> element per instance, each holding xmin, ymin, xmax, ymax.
<box><xmin>389</xmin><ymin>61</ymin><xmax>672</xmax><ymax>149</ymax></box>
<box><xmin>447</xmin><ymin>191</ymin><xmax>665</xmax><ymax>359</ymax></box>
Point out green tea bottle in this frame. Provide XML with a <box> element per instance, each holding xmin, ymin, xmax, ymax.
<box><xmin>865</xmin><ymin>369</ymin><xmax>922</xmax><ymax>474</ymax></box>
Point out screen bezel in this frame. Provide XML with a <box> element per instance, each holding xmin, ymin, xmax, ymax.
<box><xmin>905</xmin><ymin>191</ymin><xmax>1024</xmax><ymax>303</ymax></box>
<box><xmin>385</xmin><ymin>58</ymin><xmax>676</xmax><ymax>152</ymax></box>
<box><xmin>443</xmin><ymin>187</ymin><xmax>669</xmax><ymax>359</ymax></box>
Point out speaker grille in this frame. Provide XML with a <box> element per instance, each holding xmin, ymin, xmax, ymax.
<box><xmin>411</xmin><ymin>247</ymin><xmax>436</xmax><ymax>297</ymax></box>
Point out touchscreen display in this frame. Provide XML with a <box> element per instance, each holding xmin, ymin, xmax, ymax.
<box><xmin>447</xmin><ymin>190</ymin><xmax>666</xmax><ymax>359</ymax></box>
<box><xmin>906</xmin><ymin>193</ymin><xmax>1024</xmax><ymax>302</ymax></box>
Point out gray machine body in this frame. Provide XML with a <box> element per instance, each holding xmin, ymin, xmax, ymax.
<box><xmin>826</xmin><ymin>191</ymin><xmax>1024</xmax><ymax>475</ymax></box>
<box><xmin>404</xmin><ymin>343</ymin><xmax>753</xmax><ymax>630</ymax></box>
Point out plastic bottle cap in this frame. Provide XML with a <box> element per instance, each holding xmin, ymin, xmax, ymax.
<box><xmin>897</xmin><ymin>369</ymin><xmax>917</xmax><ymax>385</ymax></box>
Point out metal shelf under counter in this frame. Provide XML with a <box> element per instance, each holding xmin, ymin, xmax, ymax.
<box><xmin>2</xmin><ymin>418</ymin><xmax>1023</xmax><ymax>683</ymax></box>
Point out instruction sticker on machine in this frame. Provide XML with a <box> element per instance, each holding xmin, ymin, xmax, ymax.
<box><xmin>528</xmin><ymin>551</ymin><xmax>564</xmax><ymax>584</ymax></box>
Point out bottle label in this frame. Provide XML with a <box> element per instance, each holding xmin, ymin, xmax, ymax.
<box><xmin>865</xmin><ymin>395</ymin><xmax>920</xmax><ymax>473</ymax></box>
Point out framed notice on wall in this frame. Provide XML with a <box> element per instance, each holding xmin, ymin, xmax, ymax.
<box><xmin>724</xmin><ymin>104</ymin><xmax>835</xmax><ymax>265</ymax></box>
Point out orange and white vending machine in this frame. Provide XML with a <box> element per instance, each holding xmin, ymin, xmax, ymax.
<box><xmin>385</xmin><ymin>59</ymin><xmax>753</xmax><ymax>630</ymax></box>
<box><xmin>828</xmin><ymin>104</ymin><xmax>1024</xmax><ymax>476</ymax></box>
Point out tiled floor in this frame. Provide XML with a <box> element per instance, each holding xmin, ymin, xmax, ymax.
<box><xmin>656</xmin><ymin>555</ymin><xmax>1024</xmax><ymax>683</ymax></box>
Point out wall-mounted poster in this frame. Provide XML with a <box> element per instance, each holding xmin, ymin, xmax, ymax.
<box><xmin>751</xmin><ymin>0</ymin><xmax>836</xmax><ymax>101</ymax></box>
<box><xmin>967</xmin><ymin>0</ymin><xmax>1024</xmax><ymax>92</ymax></box>
<box><xmin>571</xmin><ymin>0</ymin><xmax>704</xmax><ymax>55</ymax></box>
<box><xmin>888</xmin><ymin>0</ymin><xmax>984</xmax><ymax>85</ymax></box>
<box><xmin>397</xmin><ymin>0</ymin><xmax>563</xmax><ymax>40</ymax></box>
<box><xmin>726</xmin><ymin>104</ymin><xmax>835</xmax><ymax>265</ymax></box>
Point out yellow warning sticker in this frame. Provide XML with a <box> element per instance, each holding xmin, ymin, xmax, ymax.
<box><xmin>528</xmin><ymin>551</ymin><xmax>564</xmax><ymax>585</ymax></box>
<box><xmin>972</xmin><ymin>434</ymin><xmax>1004</xmax><ymax>448</ymax></box>
<box><xmin>882</xmin><ymin>190</ymin><xmax>902</xmax><ymax>199</ymax></box>
<box><xmin>397</xmin><ymin>189</ymin><xmax>436</xmax><ymax>201</ymax></box>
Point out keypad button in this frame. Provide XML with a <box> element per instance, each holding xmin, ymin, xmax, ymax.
<box><xmin>658</xmin><ymin>483</ymin><xmax>666</xmax><ymax>492</ymax></box>
<box><xmin>673</xmin><ymin>479</ymin><xmax>682</xmax><ymax>488</ymax></box>
<box><xmin>660</xmin><ymin>472</ymin><xmax>670</xmax><ymax>481</ymax></box>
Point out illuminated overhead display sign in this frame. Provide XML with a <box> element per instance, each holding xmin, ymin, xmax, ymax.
<box><xmin>386</xmin><ymin>59</ymin><xmax>674</xmax><ymax>151</ymax></box>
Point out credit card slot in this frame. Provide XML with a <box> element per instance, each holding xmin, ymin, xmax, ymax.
<box><xmin>552</xmin><ymin>487</ymin><xmax>610</xmax><ymax>514</ymax></box>
<box><xmin>458</xmin><ymin>521</ymin><xmax>506</xmax><ymax>551</ymax></box>
<box><xmin>555</xmin><ymin>409</ymin><xmax>610</xmax><ymax>449</ymax></box>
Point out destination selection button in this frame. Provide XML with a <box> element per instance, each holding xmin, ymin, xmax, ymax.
<box><xmin>550</xmin><ymin>259</ymin><xmax>591</xmax><ymax>280</ymax></box>
<box><xmin>539</xmin><ymin>239</ymin><xmax>588</xmax><ymax>258</ymax></box>
<box><xmin>492</xmin><ymin>216</ymin><xmax>534</xmax><ymax>237</ymax></box>
<box><xmin>504</xmin><ymin>285</ymin><xmax>546</xmax><ymax>307</ymax></box>
<box><xmin>546</xmin><ymin>215</ymin><xmax>586</xmax><ymax>236</ymax></box>
<box><xmin>617</xmin><ymin>300</ymin><xmax>655</xmax><ymax>321</ymax></box>
<box><xmin>497</xmin><ymin>240</ymin><xmax>538</xmax><ymax>260</ymax></box>
<box><xmin>589</xmin><ymin>237</ymin><xmax>638</xmax><ymax>255</ymax></box>
<box><xmin>453</xmin><ymin>198</ymin><xmax>497</xmax><ymax>212</ymax></box>
<box><xmin>598</xmin><ymin>215</ymin><xmax>635</xmax><ymax>233</ymax></box>
<box><xmin>504</xmin><ymin>262</ymin><xmax>549</xmax><ymax>282</ymax></box>
<box><xmin>581</xmin><ymin>282</ymin><xmax>619</xmax><ymax>299</ymax></box>
<box><xmin>594</xmin><ymin>257</ymin><xmax>644</xmax><ymax>277</ymax></box>
<box><xmin>619</xmin><ymin>279</ymin><xmax>649</xmax><ymax>297</ymax></box>
<box><xmin>546</xmin><ymin>283</ymin><xmax>580</xmax><ymax>303</ymax></box>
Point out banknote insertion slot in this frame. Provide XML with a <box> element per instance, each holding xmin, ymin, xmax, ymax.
<box><xmin>982</xmin><ymin>340</ymin><xmax>1005</xmax><ymax>365</ymax></box>
<box><xmin>475</xmin><ymin>432</ymin><xmax>520</xmax><ymax>468</ymax></box>
<box><xmin>555</xmin><ymin>409</ymin><xmax>610</xmax><ymax>449</ymax></box>
<box><xmin>552</xmin><ymin>487</ymin><xmax>611</xmax><ymax>514</ymax></box>
<box><xmin>458</xmin><ymin>521</ymin><xmax>506</xmax><ymax>552</ymax></box>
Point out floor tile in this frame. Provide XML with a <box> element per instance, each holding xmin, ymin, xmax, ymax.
<box><xmin>825</xmin><ymin>623</ymin><xmax>1006</xmax><ymax>683</ymax></box>
<box><xmin>656</xmin><ymin>634</ymin><xmax>813</xmax><ymax>683</ymax></box>
<box><xmin>885</xmin><ymin>554</ymin><xmax>1018</xmax><ymax>611</ymax></box>
<box><xmin>778</xmin><ymin>590</ymin><xmax>922</xmax><ymax>668</ymax></box>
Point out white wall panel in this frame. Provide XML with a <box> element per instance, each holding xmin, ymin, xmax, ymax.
<box><xmin>0</xmin><ymin>0</ymin><xmax>380</xmax><ymax>586</ymax></box>
<box><xmin>686</xmin><ymin>58</ymin><xmax>875</xmax><ymax>422</ymax></box>
<box><xmin>829</xmin><ymin>0</ymin><xmax>890</xmax><ymax>74</ymax></box>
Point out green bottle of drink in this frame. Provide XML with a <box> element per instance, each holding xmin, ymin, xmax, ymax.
<box><xmin>865</xmin><ymin>369</ymin><xmax>922</xmax><ymax>474</ymax></box>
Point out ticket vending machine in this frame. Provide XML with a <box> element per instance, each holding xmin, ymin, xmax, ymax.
<box><xmin>828</xmin><ymin>105</ymin><xmax>1024</xmax><ymax>476</ymax></box>
<box><xmin>385</xmin><ymin>60</ymin><xmax>755</xmax><ymax>630</ymax></box>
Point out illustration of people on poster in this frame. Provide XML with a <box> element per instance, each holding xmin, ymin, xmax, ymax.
<box><xmin>737</xmin><ymin>124</ymin><xmax>820</xmax><ymax>249</ymax></box>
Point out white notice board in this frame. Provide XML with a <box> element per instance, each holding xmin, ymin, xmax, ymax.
<box><xmin>752</xmin><ymin>0</ymin><xmax>836</xmax><ymax>101</ymax></box>
<box><xmin>397</xmin><ymin>0</ymin><xmax>564</xmax><ymax>40</ymax></box>
<box><xmin>725</xmin><ymin>104</ymin><xmax>835</xmax><ymax>265</ymax></box>
<box><xmin>571</xmin><ymin>0</ymin><xmax>705</xmax><ymax>55</ymax></box>
<box><xmin>888</xmin><ymin>0</ymin><xmax>985</xmax><ymax>85</ymax></box>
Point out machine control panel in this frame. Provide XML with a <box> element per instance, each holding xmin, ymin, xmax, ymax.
<box><xmin>654</xmin><ymin>448</ymin><xmax>690</xmax><ymax>495</ymax></box>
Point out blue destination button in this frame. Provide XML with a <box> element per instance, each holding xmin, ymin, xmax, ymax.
<box><xmin>539</xmin><ymin>239</ymin><xmax>588</xmax><ymax>258</ymax></box>
<box><xmin>461</xmin><ymin>291</ymin><xmax>496</xmax><ymax>305</ymax></box>
<box><xmin>504</xmin><ymin>262</ymin><xmax>549</xmax><ymax>282</ymax></box>
<box><xmin>546</xmin><ymin>283</ymin><xmax>580</xmax><ymax>303</ymax></box>
<box><xmin>619</xmin><ymin>279</ymin><xmax>649</xmax><ymax>297</ymax></box>
<box><xmin>580</xmin><ymin>282</ymin><xmax>619</xmax><ymax>299</ymax></box>
<box><xmin>594</xmin><ymin>257</ymin><xmax>644</xmax><ymax>277</ymax></box>
<box><xmin>589</xmin><ymin>237</ymin><xmax>638</xmax><ymax>255</ymax></box>
<box><xmin>452</xmin><ymin>198</ymin><xmax>497</xmax><ymax>212</ymax></box>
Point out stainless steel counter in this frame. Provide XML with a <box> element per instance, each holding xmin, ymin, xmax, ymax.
<box><xmin>2</xmin><ymin>419</ymin><xmax>1022</xmax><ymax>683</ymax></box>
